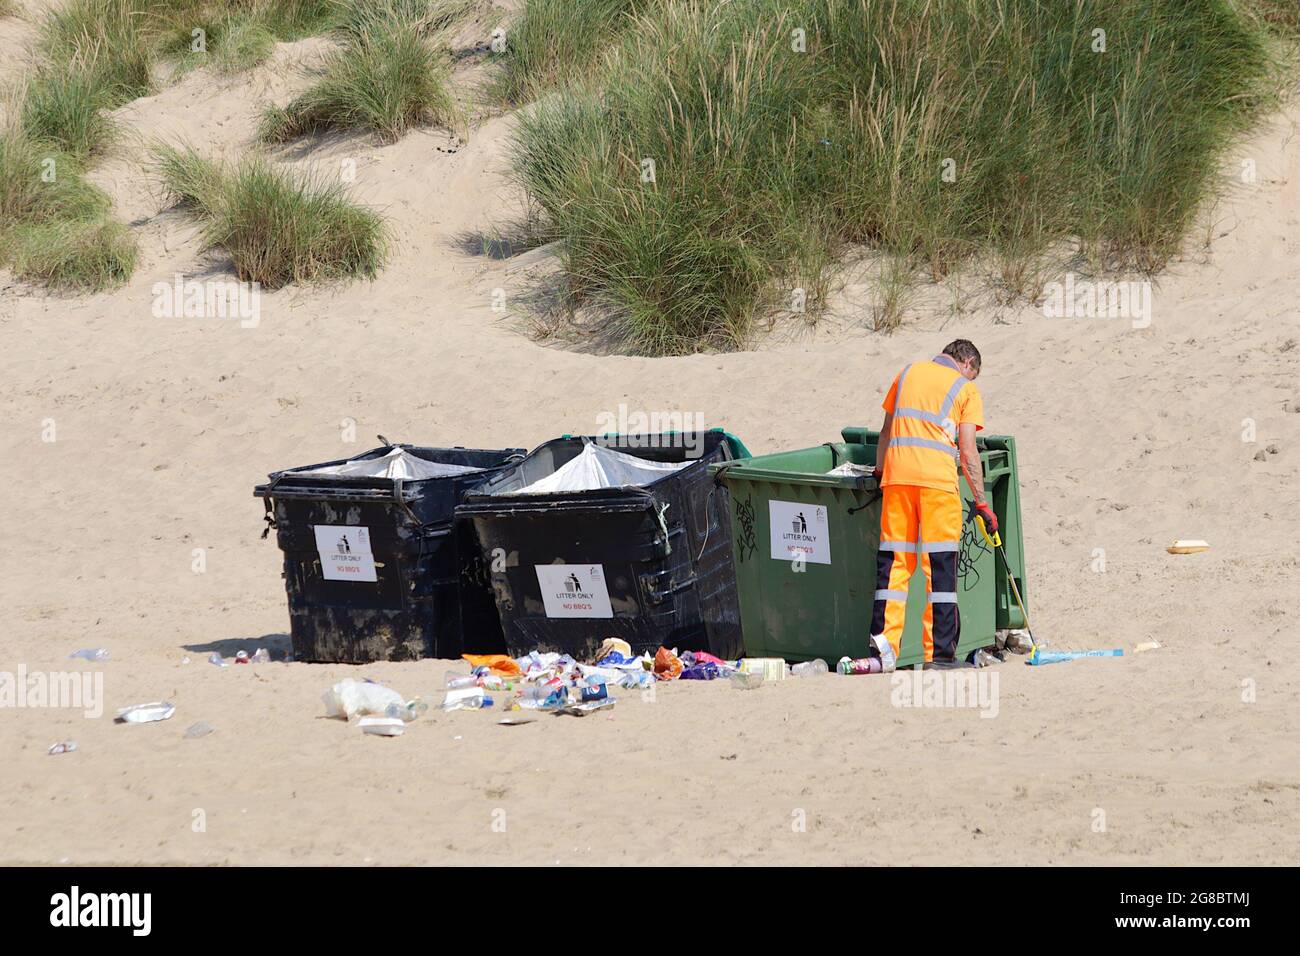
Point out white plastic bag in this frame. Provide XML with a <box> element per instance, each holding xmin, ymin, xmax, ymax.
<box><xmin>509</xmin><ymin>443</ymin><xmax>688</xmax><ymax>494</ymax></box>
<box><xmin>298</xmin><ymin>447</ymin><xmax>482</xmax><ymax>480</ymax></box>
<box><xmin>321</xmin><ymin>679</ymin><xmax>405</xmax><ymax>720</ymax></box>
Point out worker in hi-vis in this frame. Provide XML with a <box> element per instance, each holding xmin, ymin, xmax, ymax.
<box><xmin>871</xmin><ymin>339</ymin><xmax>997</xmax><ymax>668</ymax></box>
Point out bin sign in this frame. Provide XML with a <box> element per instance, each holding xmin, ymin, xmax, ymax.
<box><xmin>768</xmin><ymin>500</ymin><xmax>831</xmax><ymax>565</ymax></box>
<box><xmin>535</xmin><ymin>564</ymin><xmax>614</xmax><ymax>618</ymax></box>
<box><xmin>314</xmin><ymin>524</ymin><xmax>378</xmax><ymax>582</ymax></box>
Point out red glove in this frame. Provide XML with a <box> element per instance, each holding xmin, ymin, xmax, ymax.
<box><xmin>975</xmin><ymin>502</ymin><xmax>998</xmax><ymax>534</ymax></box>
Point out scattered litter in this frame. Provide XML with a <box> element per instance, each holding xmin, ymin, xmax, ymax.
<box><xmin>654</xmin><ymin>646</ymin><xmax>683</xmax><ymax>681</ymax></box>
<box><xmin>1167</xmin><ymin>539</ymin><xmax>1210</xmax><ymax>554</ymax></box>
<box><xmin>498</xmin><ymin>716</ymin><xmax>536</xmax><ymax>726</ymax></box>
<box><xmin>387</xmin><ymin>698</ymin><xmax>428</xmax><ymax>722</ymax></box>
<box><xmin>208</xmin><ymin>652</ymin><xmax>229</xmax><ymax>668</ymax></box>
<box><xmin>729</xmin><ymin>670</ymin><xmax>764</xmax><ymax>690</ymax></box>
<box><xmin>252</xmin><ymin>648</ymin><xmax>272</xmax><ymax>663</ymax></box>
<box><xmin>838</xmin><ymin>656</ymin><xmax>882</xmax><ymax>675</ymax></box>
<box><xmin>48</xmin><ymin>741</ymin><xmax>77</xmax><ymax>755</ymax></box>
<box><xmin>1027</xmin><ymin>648</ymin><xmax>1123</xmax><ymax>666</ymax></box>
<box><xmin>359</xmin><ymin>717</ymin><xmax>405</xmax><ymax>737</ymax></box>
<box><xmin>1133</xmin><ymin>641</ymin><xmax>1161</xmax><ymax>654</ymax></box>
<box><xmin>442</xmin><ymin>687</ymin><xmax>491</xmax><ymax>712</ymax></box>
<box><xmin>461</xmin><ymin>653</ymin><xmax>522</xmax><ymax>677</ymax></box>
<box><xmin>69</xmin><ymin>648</ymin><xmax>108</xmax><ymax>662</ymax></box>
<box><xmin>115</xmin><ymin>701</ymin><xmax>176</xmax><ymax>723</ymax></box>
<box><xmin>739</xmin><ymin>658</ymin><xmax>788</xmax><ymax>681</ymax></box>
<box><xmin>181</xmin><ymin>657</ymin><xmax>191</xmax><ymax>665</ymax></box>
<box><xmin>234</xmin><ymin>650</ymin><xmax>250</xmax><ymax>664</ymax></box>
<box><xmin>322</xmin><ymin>679</ymin><xmax>405</xmax><ymax>720</ymax></box>
<box><xmin>792</xmin><ymin>659</ymin><xmax>829</xmax><ymax>677</ymax></box>
<box><xmin>996</xmin><ymin>629</ymin><xmax>1034</xmax><ymax>654</ymax></box>
<box><xmin>555</xmin><ymin>698</ymin><xmax>615</xmax><ymax>717</ymax></box>
<box><xmin>183</xmin><ymin>722</ymin><xmax>215</xmax><ymax>739</ymax></box>
<box><xmin>594</xmin><ymin>637</ymin><xmax>632</xmax><ymax>662</ymax></box>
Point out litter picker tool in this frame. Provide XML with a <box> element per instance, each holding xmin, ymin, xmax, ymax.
<box><xmin>975</xmin><ymin>514</ymin><xmax>1038</xmax><ymax>651</ymax></box>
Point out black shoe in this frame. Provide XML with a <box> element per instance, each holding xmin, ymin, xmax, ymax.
<box><xmin>922</xmin><ymin>658</ymin><xmax>969</xmax><ymax>670</ymax></box>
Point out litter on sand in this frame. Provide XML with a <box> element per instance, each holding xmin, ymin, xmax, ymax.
<box><xmin>115</xmin><ymin>701</ymin><xmax>176</xmax><ymax>723</ymax></box>
<box><xmin>359</xmin><ymin>717</ymin><xmax>406</xmax><ymax>737</ymax></box>
<box><xmin>1167</xmin><ymin>539</ymin><xmax>1210</xmax><ymax>554</ymax></box>
<box><xmin>322</xmin><ymin>679</ymin><xmax>405</xmax><ymax>719</ymax></box>
<box><xmin>1027</xmin><ymin>647</ymin><xmax>1124</xmax><ymax>666</ymax></box>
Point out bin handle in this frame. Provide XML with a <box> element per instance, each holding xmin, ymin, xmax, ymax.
<box><xmin>847</xmin><ymin>488</ymin><xmax>882</xmax><ymax>516</ymax></box>
<box><xmin>392</xmin><ymin>478</ymin><xmax>422</xmax><ymax>526</ymax></box>
<box><xmin>259</xmin><ymin>472</ymin><xmax>285</xmax><ymax>539</ymax></box>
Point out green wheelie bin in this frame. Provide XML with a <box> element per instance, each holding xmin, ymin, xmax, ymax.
<box><xmin>709</xmin><ymin>427</ymin><xmax>1026</xmax><ymax>668</ymax></box>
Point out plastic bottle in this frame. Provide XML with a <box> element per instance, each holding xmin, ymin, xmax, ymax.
<box><xmin>792</xmin><ymin>659</ymin><xmax>829</xmax><ymax>677</ymax></box>
<box><xmin>69</xmin><ymin>648</ymin><xmax>108</xmax><ymax>662</ymax></box>
<box><xmin>386</xmin><ymin>698</ymin><xmax>428</xmax><ymax>722</ymax></box>
<box><xmin>441</xmin><ymin>688</ymin><xmax>488</xmax><ymax>712</ymax></box>
<box><xmin>208</xmin><ymin>652</ymin><xmax>229</xmax><ymax>668</ymax></box>
<box><xmin>871</xmin><ymin>634</ymin><xmax>897</xmax><ymax>673</ymax></box>
<box><xmin>251</xmin><ymin>648</ymin><xmax>271</xmax><ymax>664</ymax></box>
<box><xmin>445</xmin><ymin>671</ymin><xmax>478</xmax><ymax>690</ymax></box>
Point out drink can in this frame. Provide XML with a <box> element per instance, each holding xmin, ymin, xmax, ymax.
<box><xmin>837</xmin><ymin>656</ymin><xmax>881</xmax><ymax>675</ymax></box>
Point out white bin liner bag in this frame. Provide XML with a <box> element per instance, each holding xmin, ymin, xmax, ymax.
<box><xmin>508</xmin><ymin>442</ymin><xmax>689</xmax><ymax>494</ymax></box>
<box><xmin>296</xmin><ymin>446</ymin><xmax>483</xmax><ymax>480</ymax></box>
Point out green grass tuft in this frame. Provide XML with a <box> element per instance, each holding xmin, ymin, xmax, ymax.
<box><xmin>152</xmin><ymin>144</ymin><xmax>388</xmax><ymax>288</ymax></box>
<box><xmin>260</xmin><ymin>13</ymin><xmax>459</xmax><ymax>143</ymax></box>
<box><xmin>511</xmin><ymin>0</ymin><xmax>1280</xmax><ymax>354</ymax></box>
<box><xmin>7</xmin><ymin>217</ymin><xmax>137</xmax><ymax>291</ymax></box>
<box><xmin>0</xmin><ymin>129</ymin><xmax>136</xmax><ymax>291</ymax></box>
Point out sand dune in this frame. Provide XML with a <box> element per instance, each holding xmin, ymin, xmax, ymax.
<box><xmin>2</xmin><ymin>7</ymin><xmax>1298</xmax><ymax>865</ymax></box>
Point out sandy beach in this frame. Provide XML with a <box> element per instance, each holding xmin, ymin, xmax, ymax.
<box><xmin>2</xmin><ymin>2</ymin><xmax>1298</xmax><ymax>866</ymax></box>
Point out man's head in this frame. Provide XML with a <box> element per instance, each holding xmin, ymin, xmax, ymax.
<box><xmin>942</xmin><ymin>339</ymin><xmax>981</xmax><ymax>380</ymax></box>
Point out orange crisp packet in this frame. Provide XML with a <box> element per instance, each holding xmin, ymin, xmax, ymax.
<box><xmin>653</xmin><ymin>646</ymin><xmax>683</xmax><ymax>681</ymax></box>
<box><xmin>462</xmin><ymin>654</ymin><xmax>522</xmax><ymax>677</ymax></box>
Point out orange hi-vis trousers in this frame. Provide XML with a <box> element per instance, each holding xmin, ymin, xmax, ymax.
<box><xmin>871</xmin><ymin>484</ymin><xmax>963</xmax><ymax>663</ymax></box>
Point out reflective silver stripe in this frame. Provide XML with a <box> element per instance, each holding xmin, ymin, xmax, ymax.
<box><xmin>874</xmin><ymin>589</ymin><xmax>908</xmax><ymax>602</ymax></box>
<box><xmin>878</xmin><ymin>540</ymin><xmax>916</xmax><ymax>552</ymax></box>
<box><xmin>890</xmin><ymin>364</ymin><xmax>912</xmax><ymax>412</ymax></box>
<box><xmin>890</xmin><ymin>436</ymin><xmax>958</xmax><ymax>457</ymax></box>
<box><xmin>893</xmin><ymin>406</ymin><xmax>947</xmax><ymax>426</ymax></box>
<box><xmin>939</xmin><ymin>372</ymin><xmax>968</xmax><ymax>418</ymax></box>
<box><xmin>928</xmin><ymin>591</ymin><xmax>958</xmax><ymax>604</ymax></box>
<box><xmin>919</xmin><ymin>541</ymin><xmax>959</xmax><ymax>553</ymax></box>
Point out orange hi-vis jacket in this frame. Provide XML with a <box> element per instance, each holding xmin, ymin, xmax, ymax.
<box><xmin>881</xmin><ymin>355</ymin><xmax>984</xmax><ymax>493</ymax></box>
